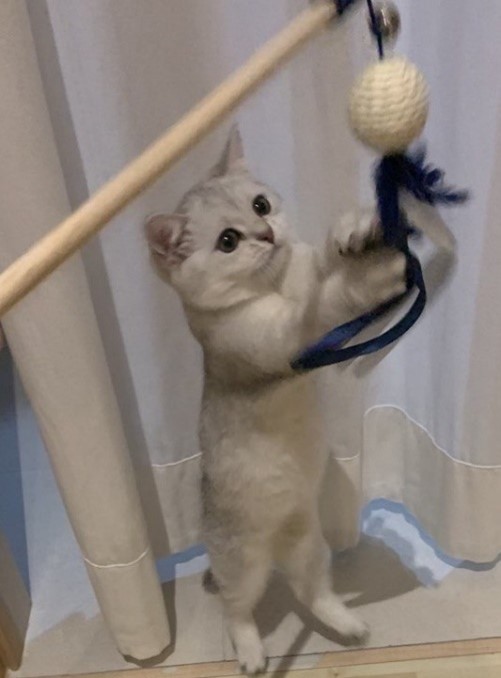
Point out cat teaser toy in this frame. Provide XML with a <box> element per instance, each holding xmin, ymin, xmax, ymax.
<box><xmin>293</xmin><ymin>0</ymin><xmax>468</xmax><ymax>371</ymax></box>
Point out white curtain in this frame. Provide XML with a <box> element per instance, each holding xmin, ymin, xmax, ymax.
<box><xmin>2</xmin><ymin>0</ymin><xmax>501</xmax><ymax>659</ymax></box>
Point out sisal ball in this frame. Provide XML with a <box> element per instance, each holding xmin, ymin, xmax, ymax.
<box><xmin>349</xmin><ymin>56</ymin><xmax>429</xmax><ymax>154</ymax></box>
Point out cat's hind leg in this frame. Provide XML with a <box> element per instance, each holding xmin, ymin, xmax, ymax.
<box><xmin>277</xmin><ymin>511</ymin><xmax>368</xmax><ymax>642</ymax></box>
<box><xmin>208</xmin><ymin>538</ymin><xmax>272</xmax><ymax>674</ymax></box>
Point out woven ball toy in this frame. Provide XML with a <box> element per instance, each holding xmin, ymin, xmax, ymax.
<box><xmin>349</xmin><ymin>56</ymin><xmax>429</xmax><ymax>153</ymax></box>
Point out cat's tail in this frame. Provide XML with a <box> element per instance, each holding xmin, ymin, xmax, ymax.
<box><xmin>202</xmin><ymin>568</ymin><xmax>219</xmax><ymax>594</ymax></box>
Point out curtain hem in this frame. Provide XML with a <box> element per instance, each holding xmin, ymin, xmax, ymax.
<box><xmin>85</xmin><ymin>548</ymin><xmax>171</xmax><ymax>659</ymax></box>
<box><xmin>153</xmin><ymin>406</ymin><xmax>501</xmax><ymax>564</ymax></box>
<box><xmin>363</xmin><ymin>406</ymin><xmax>501</xmax><ymax>563</ymax></box>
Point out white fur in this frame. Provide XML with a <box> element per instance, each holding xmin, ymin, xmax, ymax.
<box><xmin>145</xmin><ymin>128</ymin><xmax>406</xmax><ymax>674</ymax></box>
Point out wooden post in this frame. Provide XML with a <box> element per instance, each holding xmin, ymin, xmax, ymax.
<box><xmin>0</xmin><ymin>534</ymin><xmax>30</xmax><ymax>671</ymax></box>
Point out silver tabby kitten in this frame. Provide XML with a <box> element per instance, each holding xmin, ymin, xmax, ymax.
<box><xmin>145</xmin><ymin>127</ymin><xmax>406</xmax><ymax>674</ymax></box>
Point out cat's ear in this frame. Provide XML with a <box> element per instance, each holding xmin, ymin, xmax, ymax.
<box><xmin>209</xmin><ymin>124</ymin><xmax>246</xmax><ymax>178</ymax></box>
<box><xmin>144</xmin><ymin>214</ymin><xmax>191</xmax><ymax>268</ymax></box>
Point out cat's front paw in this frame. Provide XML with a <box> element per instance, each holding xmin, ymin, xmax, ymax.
<box><xmin>329</xmin><ymin>210</ymin><xmax>382</xmax><ymax>259</ymax></box>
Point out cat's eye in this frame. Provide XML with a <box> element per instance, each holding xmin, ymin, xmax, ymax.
<box><xmin>217</xmin><ymin>228</ymin><xmax>241</xmax><ymax>253</ymax></box>
<box><xmin>252</xmin><ymin>194</ymin><xmax>271</xmax><ymax>217</ymax></box>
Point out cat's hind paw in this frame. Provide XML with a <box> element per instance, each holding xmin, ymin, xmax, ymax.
<box><xmin>230</xmin><ymin>621</ymin><xmax>268</xmax><ymax>675</ymax></box>
<box><xmin>330</xmin><ymin>607</ymin><xmax>370</xmax><ymax>644</ymax></box>
<box><xmin>236</xmin><ymin>640</ymin><xmax>268</xmax><ymax>675</ymax></box>
<box><xmin>312</xmin><ymin>596</ymin><xmax>370</xmax><ymax>645</ymax></box>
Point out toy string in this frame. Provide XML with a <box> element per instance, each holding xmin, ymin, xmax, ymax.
<box><xmin>366</xmin><ymin>0</ymin><xmax>385</xmax><ymax>59</ymax></box>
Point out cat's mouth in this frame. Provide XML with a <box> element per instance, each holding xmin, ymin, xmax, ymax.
<box><xmin>257</xmin><ymin>241</ymin><xmax>289</xmax><ymax>281</ymax></box>
<box><xmin>262</xmin><ymin>241</ymin><xmax>281</xmax><ymax>262</ymax></box>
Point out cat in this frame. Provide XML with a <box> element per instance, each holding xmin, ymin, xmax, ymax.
<box><xmin>145</xmin><ymin>126</ymin><xmax>407</xmax><ymax>674</ymax></box>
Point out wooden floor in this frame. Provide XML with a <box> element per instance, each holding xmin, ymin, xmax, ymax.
<box><xmin>301</xmin><ymin>654</ymin><xmax>501</xmax><ymax>676</ymax></box>
<box><xmin>57</xmin><ymin>649</ymin><xmax>501</xmax><ymax>678</ymax></box>
<box><xmin>56</xmin><ymin>654</ymin><xmax>501</xmax><ymax>678</ymax></box>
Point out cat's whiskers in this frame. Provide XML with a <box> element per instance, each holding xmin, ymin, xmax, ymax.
<box><xmin>252</xmin><ymin>243</ymin><xmax>285</xmax><ymax>286</ymax></box>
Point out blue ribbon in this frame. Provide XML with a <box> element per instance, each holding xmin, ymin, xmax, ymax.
<box><xmin>292</xmin><ymin>253</ymin><xmax>425</xmax><ymax>371</ymax></box>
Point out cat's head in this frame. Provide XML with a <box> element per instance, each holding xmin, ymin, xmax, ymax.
<box><xmin>145</xmin><ymin>126</ymin><xmax>293</xmax><ymax>311</ymax></box>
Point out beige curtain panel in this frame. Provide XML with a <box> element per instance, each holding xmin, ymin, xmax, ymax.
<box><xmin>0</xmin><ymin>0</ymin><xmax>169</xmax><ymax>659</ymax></box>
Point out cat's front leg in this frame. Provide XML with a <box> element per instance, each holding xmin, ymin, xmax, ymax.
<box><xmin>338</xmin><ymin>245</ymin><xmax>408</xmax><ymax>311</ymax></box>
<box><xmin>316</xmin><ymin>210</ymin><xmax>407</xmax><ymax>330</ymax></box>
<box><xmin>206</xmin><ymin>243</ymin><xmax>322</xmax><ymax>376</ymax></box>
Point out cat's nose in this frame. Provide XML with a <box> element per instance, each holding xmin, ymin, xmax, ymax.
<box><xmin>256</xmin><ymin>225</ymin><xmax>275</xmax><ymax>244</ymax></box>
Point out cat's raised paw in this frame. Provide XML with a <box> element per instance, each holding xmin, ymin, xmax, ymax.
<box><xmin>331</xmin><ymin>210</ymin><xmax>382</xmax><ymax>257</ymax></box>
